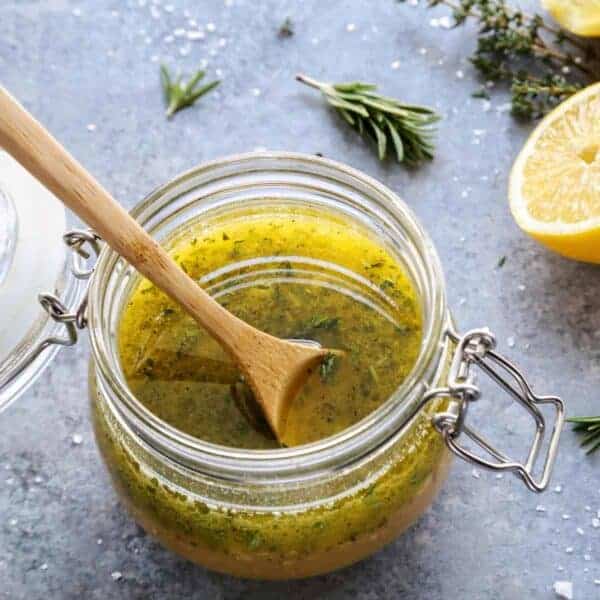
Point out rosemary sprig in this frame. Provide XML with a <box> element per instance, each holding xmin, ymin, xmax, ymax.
<box><xmin>567</xmin><ymin>415</ymin><xmax>600</xmax><ymax>455</ymax></box>
<box><xmin>402</xmin><ymin>0</ymin><xmax>599</xmax><ymax>118</ymax></box>
<box><xmin>160</xmin><ymin>65</ymin><xmax>220</xmax><ymax>119</ymax></box>
<box><xmin>296</xmin><ymin>74</ymin><xmax>440</xmax><ymax>165</ymax></box>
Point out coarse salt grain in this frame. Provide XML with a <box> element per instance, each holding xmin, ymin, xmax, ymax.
<box><xmin>187</xmin><ymin>30</ymin><xmax>205</xmax><ymax>41</ymax></box>
<box><xmin>173</xmin><ymin>28</ymin><xmax>186</xmax><ymax>37</ymax></box>
<box><xmin>565</xmin><ymin>547</ymin><xmax>573</xmax><ymax>554</ymax></box>
<box><xmin>346</xmin><ymin>23</ymin><xmax>356</xmax><ymax>32</ymax></box>
<box><xmin>553</xmin><ymin>581</ymin><xmax>573</xmax><ymax>600</ymax></box>
<box><xmin>72</xmin><ymin>434</ymin><xmax>83</xmax><ymax>446</ymax></box>
<box><xmin>72</xmin><ymin>7</ymin><xmax>82</xmax><ymax>17</ymax></box>
<box><xmin>251</xmin><ymin>88</ymin><xmax>261</xmax><ymax>97</ymax></box>
<box><xmin>584</xmin><ymin>554</ymin><xmax>592</xmax><ymax>561</ymax></box>
<box><xmin>472</xmin><ymin>468</ymin><xmax>480</xmax><ymax>479</ymax></box>
<box><xmin>164</xmin><ymin>4</ymin><xmax>174</xmax><ymax>12</ymax></box>
<box><xmin>456</xmin><ymin>70</ymin><xmax>464</xmax><ymax>79</ymax></box>
<box><xmin>40</xmin><ymin>563</ymin><xmax>48</xmax><ymax>571</ymax></box>
<box><xmin>536</xmin><ymin>505</ymin><xmax>547</xmax><ymax>513</ymax></box>
<box><xmin>111</xmin><ymin>571</ymin><xmax>122</xmax><ymax>581</ymax></box>
<box><xmin>86</xmin><ymin>123</ymin><xmax>96</xmax><ymax>132</ymax></box>
<box><xmin>562</xmin><ymin>514</ymin><xmax>570</xmax><ymax>520</ymax></box>
<box><xmin>576</xmin><ymin>527</ymin><xmax>584</xmax><ymax>535</ymax></box>
<box><xmin>507</xmin><ymin>337</ymin><xmax>515</xmax><ymax>348</ymax></box>
<box><xmin>391</xmin><ymin>60</ymin><xmax>401</xmax><ymax>70</ymax></box>
<box><xmin>592</xmin><ymin>518</ymin><xmax>600</xmax><ymax>528</ymax></box>
<box><xmin>206</xmin><ymin>23</ymin><xmax>216</xmax><ymax>32</ymax></box>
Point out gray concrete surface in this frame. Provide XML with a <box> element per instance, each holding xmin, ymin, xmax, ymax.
<box><xmin>1</xmin><ymin>0</ymin><xmax>599</xmax><ymax>598</ymax></box>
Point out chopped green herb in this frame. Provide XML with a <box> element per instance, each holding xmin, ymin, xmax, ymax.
<box><xmin>368</xmin><ymin>365</ymin><xmax>379</xmax><ymax>385</ymax></box>
<box><xmin>496</xmin><ymin>255</ymin><xmax>507</xmax><ymax>269</ymax></box>
<box><xmin>319</xmin><ymin>353</ymin><xmax>338</xmax><ymax>383</ymax></box>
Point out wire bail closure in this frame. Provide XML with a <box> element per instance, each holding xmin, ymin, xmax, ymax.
<box><xmin>425</xmin><ymin>327</ymin><xmax>565</xmax><ymax>492</ymax></box>
<box><xmin>36</xmin><ymin>229</ymin><xmax>101</xmax><ymax>351</ymax></box>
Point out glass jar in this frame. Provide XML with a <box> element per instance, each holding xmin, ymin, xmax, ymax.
<box><xmin>84</xmin><ymin>153</ymin><xmax>564</xmax><ymax>579</ymax></box>
<box><xmin>0</xmin><ymin>151</ymin><xmax>90</xmax><ymax>411</ymax></box>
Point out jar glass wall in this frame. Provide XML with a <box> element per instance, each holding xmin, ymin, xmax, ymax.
<box><xmin>87</xmin><ymin>153</ymin><xmax>454</xmax><ymax>579</ymax></box>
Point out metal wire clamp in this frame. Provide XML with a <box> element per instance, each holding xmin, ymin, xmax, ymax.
<box><xmin>423</xmin><ymin>328</ymin><xmax>565</xmax><ymax>492</ymax></box>
<box><xmin>37</xmin><ymin>229</ymin><xmax>101</xmax><ymax>350</ymax></box>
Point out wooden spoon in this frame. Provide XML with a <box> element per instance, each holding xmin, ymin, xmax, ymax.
<box><xmin>0</xmin><ymin>86</ymin><xmax>329</xmax><ymax>441</ymax></box>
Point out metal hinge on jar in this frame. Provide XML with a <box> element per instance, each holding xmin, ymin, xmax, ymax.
<box><xmin>36</xmin><ymin>229</ymin><xmax>101</xmax><ymax>351</ymax></box>
<box><xmin>423</xmin><ymin>328</ymin><xmax>565</xmax><ymax>493</ymax></box>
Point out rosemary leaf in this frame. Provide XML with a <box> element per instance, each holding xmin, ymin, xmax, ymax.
<box><xmin>568</xmin><ymin>415</ymin><xmax>600</xmax><ymax>455</ymax></box>
<box><xmin>160</xmin><ymin>65</ymin><xmax>220</xmax><ymax>119</ymax></box>
<box><xmin>296</xmin><ymin>74</ymin><xmax>440</xmax><ymax>165</ymax></box>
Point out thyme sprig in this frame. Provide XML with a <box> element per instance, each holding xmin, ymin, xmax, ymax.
<box><xmin>568</xmin><ymin>415</ymin><xmax>600</xmax><ymax>455</ymax></box>
<box><xmin>160</xmin><ymin>65</ymin><xmax>220</xmax><ymax>119</ymax></box>
<box><xmin>296</xmin><ymin>74</ymin><xmax>440</xmax><ymax>165</ymax></box>
<box><xmin>403</xmin><ymin>0</ymin><xmax>599</xmax><ymax>118</ymax></box>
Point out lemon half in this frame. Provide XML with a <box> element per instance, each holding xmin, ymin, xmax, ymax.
<box><xmin>542</xmin><ymin>0</ymin><xmax>600</xmax><ymax>37</ymax></box>
<box><xmin>509</xmin><ymin>82</ymin><xmax>600</xmax><ymax>263</ymax></box>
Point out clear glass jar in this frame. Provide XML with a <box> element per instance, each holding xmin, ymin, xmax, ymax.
<box><xmin>0</xmin><ymin>151</ymin><xmax>89</xmax><ymax>411</ymax></box>
<box><xmin>86</xmin><ymin>153</ymin><xmax>563</xmax><ymax>579</ymax></box>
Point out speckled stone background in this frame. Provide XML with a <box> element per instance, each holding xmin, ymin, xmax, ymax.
<box><xmin>1</xmin><ymin>0</ymin><xmax>599</xmax><ymax>598</ymax></box>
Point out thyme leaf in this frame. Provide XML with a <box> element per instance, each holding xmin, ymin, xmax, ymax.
<box><xmin>278</xmin><ymin>17</ymin><xmax>294</xmax><ymax>38</ymax></box>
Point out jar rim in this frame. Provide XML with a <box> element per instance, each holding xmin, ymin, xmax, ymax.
<box><xmin>87</xmin><ymin>151</ymin><xmax>449</xmax><ymax>481</ymax></box>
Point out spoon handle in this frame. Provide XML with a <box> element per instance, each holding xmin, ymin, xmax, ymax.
<box><xmin>0</xmin><ymin>86</ymin><xmax>246</xmax><ymax>349</ymax></box>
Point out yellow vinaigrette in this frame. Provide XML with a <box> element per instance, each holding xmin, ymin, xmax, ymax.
<box><xmin>118</xmin><ymin>205</ymin><xmax>422</xmax><ymax>447</ymax></box>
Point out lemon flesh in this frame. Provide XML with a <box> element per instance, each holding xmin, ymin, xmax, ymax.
<box><xmin>542</xmin><ymin>0</ymin><xmax>600</xmax><ymax>37</ymax></box>
<box><xmin>509</xmin><ymin>82</ymin><xmax>600</xmax><ymax>263</ymax></box>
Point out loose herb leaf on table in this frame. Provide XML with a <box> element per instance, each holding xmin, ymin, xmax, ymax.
<box><xmin>278</xmin><ymin>17</ymin><xmax>294</xmax><ymax>38</ymax></box>
<box><xmin>399</xmin><ymin>0</ymin><xmax>600</xmax><ymax>119</ymax></box>
<box><xmin>568</xmin><ymin>415</ymin><xmax>600</xmax><ymax>455</ymax></box>
<box><xmin>296</xmin><ymin>74</ymin><xmax>440</xmax><ymax>166</ymax></box>
<box><xmin>160</xmin><ymin>65</ymin><xmax>220</xmax><ymax>119</ymax></box>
